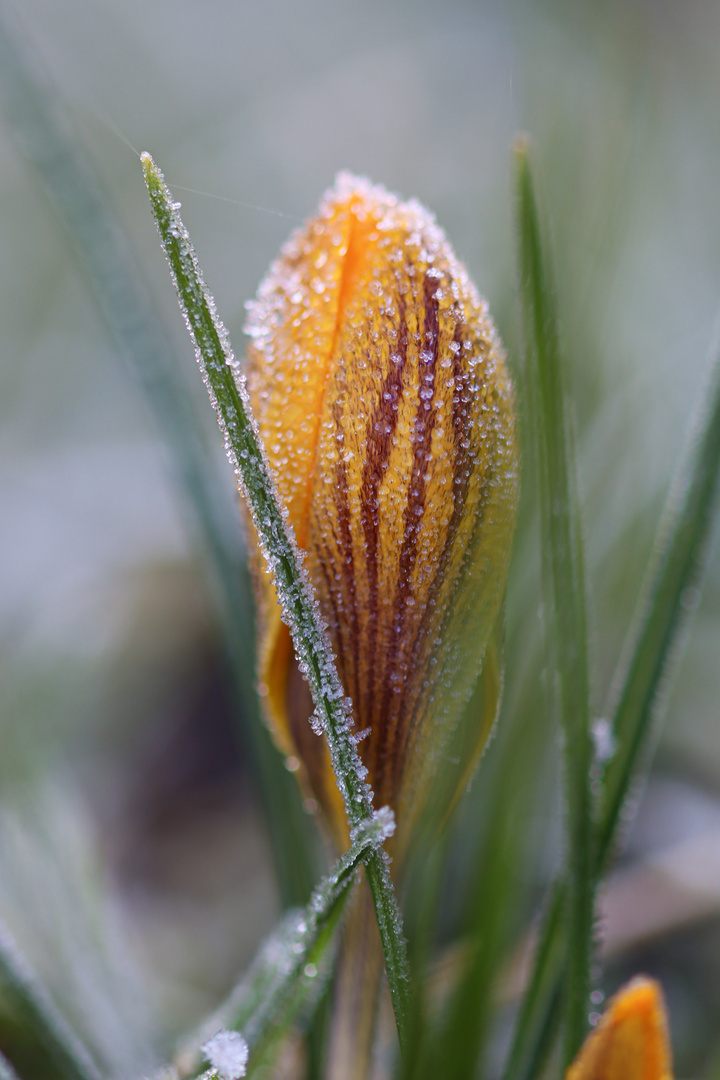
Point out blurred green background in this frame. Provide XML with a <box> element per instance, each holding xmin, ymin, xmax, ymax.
<box><xmin>1</xmin><ymin>0</ymin><xmax>720</xmax><ymax>1076</ymax></box>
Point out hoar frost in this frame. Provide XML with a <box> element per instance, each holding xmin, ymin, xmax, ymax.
<box><xmin>202</xmin><ymin>1030</ymin><xmax>249</xmax><ymax>1079</ymax></box>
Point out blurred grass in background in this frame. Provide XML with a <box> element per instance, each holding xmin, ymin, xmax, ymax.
<box><xmin>2</xmin><ymin>0</ymin><xmax>720</xmax><ymax>1076</ymax></box>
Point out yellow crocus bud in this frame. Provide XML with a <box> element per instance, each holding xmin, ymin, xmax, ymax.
<box><xmin>245</xmin><ymin>173</ymin><xmax>519</xmax><ymax>849</ymax></box>
<box><xmin>566</xmin><ymin>978</ymin><xmax>674</xmax><ymax>1080</ymax></box>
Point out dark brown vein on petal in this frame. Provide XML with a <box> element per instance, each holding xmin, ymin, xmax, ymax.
<box><xmin>332</xmin><ymin>400</ymin><xmax>363</xmax><ymax>721</ymax></box>
<box><xmin>315</xmin><ymin>538</ymin><xmax>350</xmax><ymax>695</ymax></box>
<box><xmin>391</xmin><ymin>320</ymin><xmax>476</xmax><ymax>795</ymax></box>
<box><xmin>372</xmin><ymin>273</ymin><xmax>440</xmax><ymax>805</ymax></box>
<box><xmin>360</xmin><ymin>295</ymin><xmax>409</xmax><ymax>733</ymax></box>
<box><xmin>400</xmin><ymin>421</ymin><xmax>501</xmax><ymax>796</ymax></box>
<box><xmin>286</xmin><ymin>649</ymin><xmax>332</xmax><ymax>817</ymax></box>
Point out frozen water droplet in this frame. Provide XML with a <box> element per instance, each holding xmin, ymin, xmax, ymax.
<box><xmin>373</xmin><ymin>805</ymin><xmax>396</xmax><ymax>840</ymax></box>
<box><xmin>202</xmin><ymin>1030</ymin><xmax>249</xmax><ymax>1079</ymax></box>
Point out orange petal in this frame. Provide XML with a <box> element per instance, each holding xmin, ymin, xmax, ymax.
<box><xmin>565</xmin><ymin>977</ymin><xmax>673</xmax><ymax>1080</ymax></box>
<box><xmin>245</xmin><ymin>174</ymin><xmax>518</xmax><ymax>846</ymax></box>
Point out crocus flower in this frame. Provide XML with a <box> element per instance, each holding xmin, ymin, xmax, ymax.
<box><xmin>245</xmin><ymin>174</ymin><xmax>519</xmax><ymax>848</ymax></box>
<box><xmin>566</xmin><ymin>977</ymin><xmax>673</xmax><ymax>1080</ymax></box>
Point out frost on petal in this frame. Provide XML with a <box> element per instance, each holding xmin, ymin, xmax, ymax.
<box><xmin>245</xmin><ymin>174</ymin><xmax>519</xmax><ymax>848</ymax></box>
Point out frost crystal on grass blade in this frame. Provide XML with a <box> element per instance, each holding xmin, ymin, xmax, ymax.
<box><xmin>173</xmin><ymin>806</ymin><xmax>396</xmax><ymax>1075</ymax></box>
<box><xmin>201</xmin><ymin>1031</ymin><xmax>248</xmax><ymax>1080</ymax></box>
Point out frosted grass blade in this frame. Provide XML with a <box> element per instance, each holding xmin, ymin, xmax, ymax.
<box><xmin>514</xmin><ymin>139</ymin><xmax>595</xmax><ymax>1065</ymax></box>
<box><xmin>501</xmin><ymin>884</ymin><xmax>564</xmax><ymax>1080</ymax></box>
<box><xmin>175</xmin><ymin>810</ymin><xmax>395</xmax><ymax>1077</ymax></box>
<box><xmin>0</xmin><ymin>2</ymin><xmax>316</xmax><ymax>909</ymax></box>
<box><xmin>599</xmin><ymin>347</ymin><xmax>720</xmax><ymax>861</ymax></box>
<box><xmin>141</xmin><ymin>153</ymin><xmax>410</xmax><ymax>1049</ymax></box>
<box><xmin>0</xmin><ymin>923</ymin><xmax>105</xmax><ymax>1080</ymax></box>
<box><xmin>504</xmin><ymin>208</ymin><xmax>720</xmax><ymax>1080</ymax></box>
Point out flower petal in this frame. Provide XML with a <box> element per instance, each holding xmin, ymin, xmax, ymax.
<box><xmin>566</xmin><ymin>977</ymin><xmax>673</xmax><ymax>1080</ymax></box>
<box><xmin>246</xmin><ymin>174</ymin><xmax>518</xmax><ymax>844</ymax></box>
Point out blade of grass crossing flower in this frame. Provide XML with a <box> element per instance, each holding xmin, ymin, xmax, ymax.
<box><xmin>141</xmin><ymin>153</ymin><xmax>410</xmax><ymax>1050</ymax></box>
<box><xmin>175</xmin><ymin>810</ymin><xmax>394</xmax><ymax>1078</ymax></box>
<box><xmin>0</xmin><ymin>923</ymin><xmax>105</xmax><ymax>1080</ymax></box>
<box><xmin>504</xmin><ymin>227</ymin><xmax>720</xmax><ymax>1080</ymax></box>
<box><xmin>140</xmin><ymin>151</ymin><xmax>370</xmax><ymax>823</ymax></box>
<box><xmin>514</xmin><ymin>139</ymin><xmax>595</xmax><ymax>1066</ymax></box>
<box><xmin>0</xmin><ymin>3</ymin><xmax>316</xmax><ymax>910</ymax></box>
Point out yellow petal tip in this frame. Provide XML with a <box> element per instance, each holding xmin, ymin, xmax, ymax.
<box><xmin>566</xmin><ymin>977</ymin><xmax>673</xmax><ymax>1080</ymax></box>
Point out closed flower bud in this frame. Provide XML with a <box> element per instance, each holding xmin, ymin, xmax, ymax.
<box><xmin>245</xmin><ymin>173</ymin><xmax>519</xmax><ymax>848</ymax></box>
<box><xmin>566</xmin><ymin>978</ymin><xmax>673</xmax><ymax>1080</ymax></box>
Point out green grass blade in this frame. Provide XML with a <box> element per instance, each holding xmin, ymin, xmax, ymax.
<box><xmin>514</xmin><ymin>139</ymin><xmax>595</xmax><ymax>1066</ymax></box>
<box><xmin>501</xmin><ymin>885</ymin><xmax>564</xmax><ymax>1080</ymax></box>
<box><xmin>504</xmin><ymin>243</ymin><xmax>720</xmax><ymax>1080</ymax></box>
<box><xmin>304</xmin><ymin>980</ymin><xmax>331</xmax><ymax>1080</ymax></box>
<box><xmin>397</xmin><ymin>840</ymin><xmax>445</xmax><ymax>1080</ymax></box>
<box><xmin>176</xmin><ymin>810</ymin><xmax>394</xmax><ymax>1078</ymax></box>
<box><xmin>0</xmin><ymin>3</ymin><xmax>316</xmax><ymax>910</ymax></box>
<box><xmin>598</xmin><ymin>348</ymin><xmax>720</xmax><ymax>863</ymax></box>
<box><xmin>141</xmin><ymin>153</ymin><xmax>411</xmax><ymax>1050</ymax></box>
<box><xmin>421</xmin><ymin>786</ymin><xmax>523</xmax><ymax>1077</ymax></box>
<box><xmin>0</xmin><ymin>924</ymin><xmax>105</xmax><ymax>1080</ymax></box>
<box><xmin>704</xmin><ymin>1040</ymin><xmax>720</xmax><ymax>1080</ymax></box>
